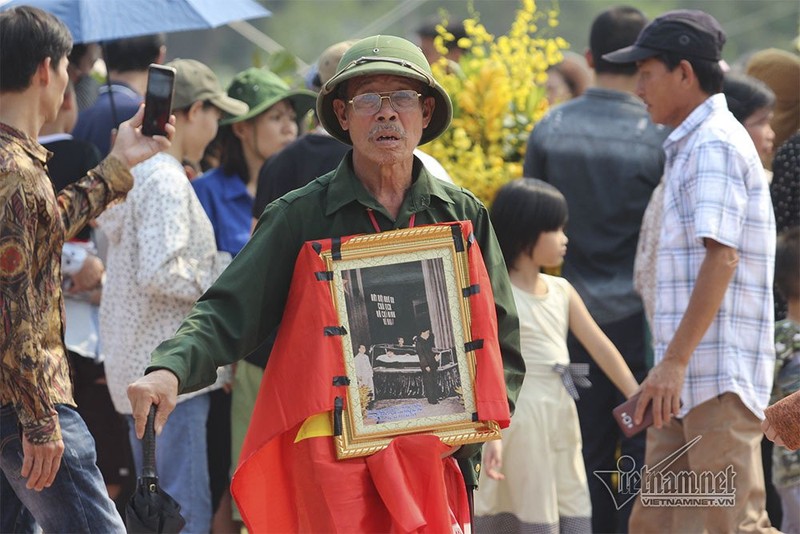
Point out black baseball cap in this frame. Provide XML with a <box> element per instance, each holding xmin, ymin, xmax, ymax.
<box><xmin>603</xmin><ymin>9</ymin><xmax>726</xmax><ymax>64</ymax></box>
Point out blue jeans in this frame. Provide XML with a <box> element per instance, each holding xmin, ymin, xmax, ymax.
<box><xmin>0</xmin><ymin>403</ymin><xmax>125</xmax><ymax>533</ymax></box>
<box><xmin>127</xmin><ymin>393</ymin><xmax>211</xmax><ymax>534</ymax></box>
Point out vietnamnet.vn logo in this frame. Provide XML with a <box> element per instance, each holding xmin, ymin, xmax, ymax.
<box><xmin>595</xmin><ymin>436</ymin><xmax>736</xmax><ymax>509</ymax></box>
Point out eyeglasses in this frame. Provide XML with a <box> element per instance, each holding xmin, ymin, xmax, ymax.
<box><xmin>347</xmin><ymin>90</ymin><xmax>423</xmax><ymax>115</ymax></box>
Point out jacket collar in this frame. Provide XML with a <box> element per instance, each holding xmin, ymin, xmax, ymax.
<box><xmin>324</xmin><ymin>152</ymin><xmax>454</xmax><ymax>217</ymax></box>
<box><xmin>584</xmin><ymin>87</ymin><xmax>644</xmax><ymax>107</ymax></box>
<box><xmin>0</xmin><ymin>122</ymin><xmax>50</xmax><ymax>164</ymax></box>
<box><xmin>664</xmin><ymin>93</ymin><xmax>727</xmax><ymax>150</ymax></box>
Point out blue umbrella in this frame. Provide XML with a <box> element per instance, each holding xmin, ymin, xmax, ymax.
<box><xmin>0</xmin><ymin>0</ymin><xmax>271</xmax><ymax>43</ymax></box>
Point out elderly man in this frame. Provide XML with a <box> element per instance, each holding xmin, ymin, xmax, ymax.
<box><xmin>127</xmin><ymin>35</ymin><xmax>523</xmax><ymax>532</ymax></box>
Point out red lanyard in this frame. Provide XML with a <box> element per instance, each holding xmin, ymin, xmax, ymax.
<box><xmin>367</xmin><ymin>208</ymin><xmax>415</xmax><ymax>233</ymax></box>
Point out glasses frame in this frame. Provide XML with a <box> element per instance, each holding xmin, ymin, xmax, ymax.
<box><xmin>347</xmin><ymin>90</ymin><xmax>424</xmax><ymax>115</ymax></box>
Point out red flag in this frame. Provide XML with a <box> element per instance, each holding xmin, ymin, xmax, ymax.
<box><xmin>231</xmin><ymin>221</ymin><xmax>508</xmax><ymax>532</ymax></box>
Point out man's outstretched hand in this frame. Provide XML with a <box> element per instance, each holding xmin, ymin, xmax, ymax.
<box><xmin>108</xmin><ymin>104</ymin><xmax>175</xmax><ymax>169</ymax></box>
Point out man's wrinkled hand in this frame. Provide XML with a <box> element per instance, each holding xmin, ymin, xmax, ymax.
<box><xmin>21</xmin><ymin>434</ymin><xmax>63</xmax><ymax>491</ymax></box>
<box><xmin>634</xmin><ymin>358</ymin><xmax>686</xmax><ymax>429</ymax></box>
<box><xmin>127</xmin><ymin>369</ymin><xmax>179</xmax><ymax>439</ymax></box>
<box><xmin>109</xmin><ymin>104</ymin><xmax>174</xmax><ymax>169</ymax></box>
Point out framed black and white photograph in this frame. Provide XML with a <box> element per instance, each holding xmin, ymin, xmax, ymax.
<box><xmin>321</xmin><ymin>225</ymin><xmax>500</xmax><ymax>459</ymax></box>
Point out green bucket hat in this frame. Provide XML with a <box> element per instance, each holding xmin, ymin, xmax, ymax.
<box><xmin>221</xmin><ymin>68</ymin><xmax>316</xmax><ymax>126</ymax></box>
<box><xmin>317</xmin><ymin>35</ymin><xmax>453</xmax><ymax>146</ymax></box>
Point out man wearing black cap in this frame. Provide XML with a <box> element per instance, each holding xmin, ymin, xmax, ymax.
<box><xmin>604</xmin><ymin>10</ymin><xmax>777</xmax><ymax>533</ymax></box>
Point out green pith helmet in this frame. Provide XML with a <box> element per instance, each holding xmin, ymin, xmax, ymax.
<box><xmin>317</xmin><ymin>35</ymin><xmax>453</xmax><ymax>145</ymax></box>
<box><xmin>221</xmin><ymin>68</ymin><xmax>316</xmax><ymax>126</ymax></box>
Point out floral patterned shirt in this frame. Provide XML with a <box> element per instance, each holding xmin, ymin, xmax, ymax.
<box><xmin>771</xmin><ymin>319</ymin><xmax>800</xmax><ymax>488</ymax></box>
<box><xmin>0</xmin><ymin>122</ymin><xmax>132</xmax><ymax>443</ymax></box>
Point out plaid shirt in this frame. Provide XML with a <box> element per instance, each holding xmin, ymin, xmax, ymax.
<box><xmin>654</xmin><ymin>94</ymin><xmax>776</xmax><ymax>419</ymax></box>
<box><xmin>0</xmin><ymin>123</ymin><xmax>132</xmax><ymax>443</ymax></box>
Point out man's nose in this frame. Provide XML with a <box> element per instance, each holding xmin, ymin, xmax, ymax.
<box><xmin>375</xmin><ymin>96</ymin><xmax>398</xmax><ymax>119</ymax></box>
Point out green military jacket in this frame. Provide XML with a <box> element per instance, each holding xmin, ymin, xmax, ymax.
<box><xmin>148</xmin><ymin>153</ymin><xmax>523</xmax><ymax>484</ymax></box>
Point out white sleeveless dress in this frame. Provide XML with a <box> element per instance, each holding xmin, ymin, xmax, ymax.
<box><xmin>474</xmin><ymin>274</ymin><xmax>592</xmax><ymax>533</ymax></box>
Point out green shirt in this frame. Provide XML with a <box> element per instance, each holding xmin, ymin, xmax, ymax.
<box><xmin>148</xmin><ymin>153</ymin><xmax>523</xmax><ymax>483</ymax></box>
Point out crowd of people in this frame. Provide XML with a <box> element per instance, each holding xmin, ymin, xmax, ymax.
<box><xmin>1</xmin><ymin>3</ymin><xmax>799</xmax><ymax>534</ymax></box>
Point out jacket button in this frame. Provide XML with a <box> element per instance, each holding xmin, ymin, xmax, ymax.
<box><xmin>475</xmin><ymin>463</ymin><xmax>481</xmax><ymax>473</ymax></box>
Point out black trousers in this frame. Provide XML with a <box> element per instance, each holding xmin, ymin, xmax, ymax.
<box><xmin>421</xmin><ymin>367</ymin><xmax>439</xmax><ymax>403</ymax></box>
<box><xmin>569</xmin><ymin>311</ymin><xmax>649</xmax><ymax>534</ymax></box>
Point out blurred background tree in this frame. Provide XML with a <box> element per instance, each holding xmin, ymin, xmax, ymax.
<box><xmin>422</xmin><ymin>0</ymin><xmax>566</xmax><ymax>203</ymax></box>
<box><xmin>166</xmin><ymin>0</ymin><xmax>798</xmax><ymax>88</ymax></box>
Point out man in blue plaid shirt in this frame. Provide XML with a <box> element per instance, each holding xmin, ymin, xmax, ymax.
<box><xmin>605</xmin><ymin>9</ymin><xmax>777</xmax><ymax>533</ymax></box>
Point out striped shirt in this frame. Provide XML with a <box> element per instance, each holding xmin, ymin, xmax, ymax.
<box><xmin>654</xmin><ymin>93</ymin><xmax>775</xmax><ymax>419</ymax></box>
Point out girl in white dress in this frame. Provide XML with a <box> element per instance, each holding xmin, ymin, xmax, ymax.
<box><xmin>474</xmin><ymin>178</ymin><xmax>640</xmax><ymax>533</ymax></box>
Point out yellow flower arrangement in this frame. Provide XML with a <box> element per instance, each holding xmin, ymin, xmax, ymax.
<box><xmin>421</xmin><ymin>0</ymin><xmax>568</xmax><ymax>205</ymax></box>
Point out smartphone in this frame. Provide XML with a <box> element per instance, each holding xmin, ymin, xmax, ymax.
<box><xmin>141</xmin><ymin>64</ymin><xmax>176</xmax><ymax>137</ymax></box>
<box><xmin>612</xmin><ymin>391</ymin><xmax>654</xmax><ymax>438</ymax></box>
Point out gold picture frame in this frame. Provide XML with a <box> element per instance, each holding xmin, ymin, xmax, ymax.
<box><xmin>322</xmin><ymin>225</ymin><xmax>501</xmax><ymax>459</ymax></box>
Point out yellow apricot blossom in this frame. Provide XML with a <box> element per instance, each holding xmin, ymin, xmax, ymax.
<box><xmin>420</xmin><ymin>0</ymin><xmax>567</xmax><ymax>205</ymax></box>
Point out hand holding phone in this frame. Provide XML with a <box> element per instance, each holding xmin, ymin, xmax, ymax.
<box><xmin>613</xmin><ymin>391</ymin><xmax>654</xmax><ymax>438</ymax></box>
<box><xmin>108</xmin><ymin>104</ymin><xmax>172</xmax><ymax>169</ymax></box>
<box><xmin>142</xmin><ymin>64</ymin><xmax>176</xmax><ymax>137</ymax></box>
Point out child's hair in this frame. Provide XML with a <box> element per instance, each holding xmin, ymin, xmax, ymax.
<box><xmin>722</xmin><ymin>73</ymin><xmax>775</xmax><ymax>124</ymax></box>
<box><xmin>490</xmin><ymin>178</ymin><xmax>568</xmax><ymax>268</ymax></box>
<box><xmin>775</xmin><ymin>227</ymin><xmax>800</xmax><ymax>301</ymax></box>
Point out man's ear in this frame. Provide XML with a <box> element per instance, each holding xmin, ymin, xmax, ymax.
<box><xmin>37</xmin><ymin>57</ymin><xmax>53</xmax><ymax>86</ymax></box>
<box><xmin>678</xmin><ymin>59</ymin><xmax>696</xmax><ymax>86</ymax></box>
<box><xmin>584</xmin><ymin>48</ymin><xmax>594</xmax><ymax>70</ymax></box>
<box><xmin>421</xmin><ymin>96</ymin><xmax>435</xmax><ymax>128</ymax></box>
<box><xmin>332</xmin><ymin>99</ymin><xmax>349</xmax><ymax>132</ymax></box>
